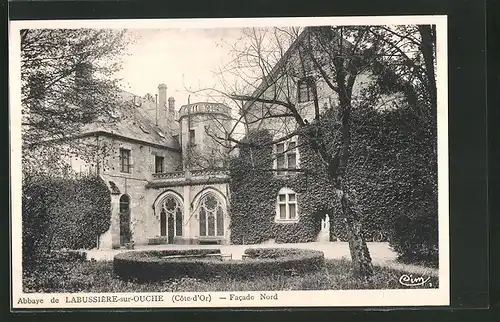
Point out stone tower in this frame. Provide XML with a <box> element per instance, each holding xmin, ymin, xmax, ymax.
<box><xmin>178</xmin><ymin>102</ymin><xmax>231</xmax><ymax>171</ymax></box>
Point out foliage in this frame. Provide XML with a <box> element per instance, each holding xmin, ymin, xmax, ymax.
<box><xmin>229</xmin><ymin>130</ymin><xmax>314</xmax><ymax>244</ymax></box>
<box><xmin>223</xmin><ymin>26</ymin><xmax>438</xmax><ymax>267</ymax></box>
<box><xmin>113</xmin><ymin>248</ymin><xmax>324</xmax><ymax>282</ymax></box>
<box><xmin>23</xmin><ymin>258</ymin><xmax>438</xmax><ymax>293</ymax></box>
<box><xmin>228</xmin><ymin>103</ymin><xmax>438</xmax><ymax>265</ymax></box>
<box><xmin>228</xmin><ymin>129</ymin><xmax>382</xmax><ymax>244</ymax></box>
<box><xmin>348</xmin><ymin>107</ymin><xmax>438</xmax><ymax>263</ymax></box>
<box><xmin>22</xmin><ymin>173</ymin><xmax>111</xmax><ymax>270</ymax></box>
<box><xmin>21</xmin><ymin>28</ymin><xmax>133</xmax><ymax>172</ymax></box>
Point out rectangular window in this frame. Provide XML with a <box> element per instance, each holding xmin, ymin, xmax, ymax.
<box><xmin>119</xmin><ymin>149</ymin><xmax>131</xmax><ymax>173</ymax></box>
<box><xmin>288</xmin><ymin>193</ymin><xmax>296</xmax><ymax>218</ymax></box>
<box><xmin>287</xmin><ymin>141</ymin><xmax>297</xmax><ymax>169</ymax></box>
<box><xmin>298</xmin><ymin>77</ymin><xmax>315</xmax><ymax>103</ymax></box>
<box><xmin>276</xmin><ymin>190</ymin><xmax>298</xmax><ymax>221</ymax></box>
<box><xmin>275</xmin><ymin>139</ymin><xmax>299</xmax><ymax>174</ymax></box>
<box><xmin>155</xmin><ymin>155</ymin><xmax>164</xmax><ymax>174</ymax></box>
<box><xmin>276</xmin><ymin>143</ymin><xmax>286</xmax><ymax>170</ymax></box>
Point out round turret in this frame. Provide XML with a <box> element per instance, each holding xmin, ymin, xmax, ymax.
<box><xmin>179</xmin><ymin>102</ymin><xmax>232</xmax><ymax>170</ymax></box>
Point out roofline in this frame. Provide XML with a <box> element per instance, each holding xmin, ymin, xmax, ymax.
<box><xmin>41</xmin><ymin>131</ymin><xmax>181</xmax><ymax>152</ymax></box>
<box><xmin>244</xmin><ymin>28</ymin><xmax>313</xmax><ymax>108</ymax></box>
<box><xmin>178</xmin><ymin>111</ymin><xmax>231</xmax><ymax>121</ymax></box>
<box><xmin>243</xmin><ymin>27</ymin><xmax>355</xmax><ymax>111</ymax></box>
<box><xmin>83</xmin><ymin>131</ymin><xmax>182</xmax><ymax>152</ymax></box>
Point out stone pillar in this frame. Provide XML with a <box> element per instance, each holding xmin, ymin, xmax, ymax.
<box><xmin>110</xmin><ymin>195</ymin><xmax>121</xmax><ymax>249</ymax></box>
<box><xmin>183</xmin><ymin>184</ymin><xmax>192</xmax><ymax>243</ymax></box>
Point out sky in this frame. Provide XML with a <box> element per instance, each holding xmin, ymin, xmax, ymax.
<box><xmin>117</xmin><ymin>28</ymin><xmax>246</xmax><ymax>109</ymax></box>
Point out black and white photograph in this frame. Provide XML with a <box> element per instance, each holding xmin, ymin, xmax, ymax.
<box><xmin>10</xmin><ymin>16</ymin><xmax>449</xmax><ymax>308</ymax></box>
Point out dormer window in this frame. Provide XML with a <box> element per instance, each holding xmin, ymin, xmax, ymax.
<box><xmin>139</xmin><ymin>124</ymin><xmax>150</xmax><ymax>134</ymax></box>
<box><xmin>110</xmin><ymin>109</ymin><xmax>122</xmax><ymax>119</ymax></box>
<box><xmin>297</xmin><ymin>76</ymin><xmax>316</xmax><ymax>103</ymax></box>
<box><xmin>274</xmin><ymin>137</ymin><xmax>299</xmax><ymax>175</ymax></box>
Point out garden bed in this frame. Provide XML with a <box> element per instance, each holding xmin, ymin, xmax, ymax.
<box><xmin>113</xmin><ymin>248</ymin><xmax>325</xmax><ymax>282</ymax></box>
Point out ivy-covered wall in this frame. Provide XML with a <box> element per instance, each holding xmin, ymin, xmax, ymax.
<box><xmin>228</xmin><ymin>129</ymin><xmax>344</xmax><ymax>244</ymax></box>
<box><xmin>228</xmin><ymin>109</ymin><xmax>431</xmax><ymax>246</ymax></box>
<box><xmin>229</xmin><ymin>106</ymin><xmax>437</xmax><ymax>265</ymax></box>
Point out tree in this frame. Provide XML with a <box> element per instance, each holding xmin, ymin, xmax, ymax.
<box><xmin>20</xmin><ymin>28</ymin><xmax>133</xmax><ymax>173</ymax></box>
<box><xmin>355</xmin><ymin>25</ymin><xmax>438</xmax><ymax>263</ymax></box>
<box><xmin>194</xmin><ymin>25</ymin><xmax>437</xmax><ymax>278</ymax></box>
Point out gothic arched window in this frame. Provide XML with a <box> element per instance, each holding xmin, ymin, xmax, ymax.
<box><xmin>160</xmin><ymin>195</ymin><xmax>183</xmax><ymax>237</ymax></box>
<box><xmin>199</xmin><ymin>193</ymin><xmax>224</xmax><ymax>237</ymax></box>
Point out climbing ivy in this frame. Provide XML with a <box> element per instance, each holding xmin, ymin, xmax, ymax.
<box><xmin>228</xmin><ymin>105</ymin><xmax>437</xmax><ymax>264</ymax></box>
<box><xmin>228</xmin><ymin>129</ymin><xmax>342</xmax><ymax>244</ymax></box>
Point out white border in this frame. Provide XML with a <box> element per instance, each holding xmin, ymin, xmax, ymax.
<box><xmin>9</xmin><ymin>16</ymin><xmax>449</xmax><ymax>309</ymax></box>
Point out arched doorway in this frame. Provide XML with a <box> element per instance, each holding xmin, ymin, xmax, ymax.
<box><xmin>158</xmin><ymin>194</ymin><xmax>183</xmax><ymax>243</ymax></box>
<box><xmin>199</xmin><ymin>193</ymin><xmax>224</xmax><ymax>237</ymax></box>
<box><xmin>119</xmin><ymin>194</ymin><xmax>131</xmax><ymax>246</ymax></box>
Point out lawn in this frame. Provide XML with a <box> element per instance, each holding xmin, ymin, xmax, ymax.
<box><xmin>23</xmin><ymin>258</ymin><xmax>438</xmax><ymax>293</ymax></box>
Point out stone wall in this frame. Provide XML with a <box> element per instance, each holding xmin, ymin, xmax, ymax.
<box><xmin>95</xmin><ymin>135</ymin><xmax>182</xmax><ymax>248</ymax></box>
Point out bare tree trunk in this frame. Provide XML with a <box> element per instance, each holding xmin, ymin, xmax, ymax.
<box><xmin>418</xmin><ymin>24</ymin><xmax>437</xmax><ymax>112</ymax></box>
<box><xmin>337</xmin><ymin>189</ymin><xmax>374</xmax><ymax>279</ymax></box>
<box><xmin>334</xmin><ymin>54</ymin><xmax>374</xmax><ymax>279</ymax></box>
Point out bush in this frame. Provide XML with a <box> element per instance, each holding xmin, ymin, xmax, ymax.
<box><xmin>51</xmin><ymin>249</ymin><xmax>88</xmax><ymax>262</ymax></box>
<box><xmin>347</xmin><ymin>108</ymin><xmax>438</xmax><ymax>265</ymax></box>
<box><xmin>390</xmin><ymin>212</ymin><xmax>438</xmax><ymax>266</ymax></box>
<box><xmin>113</xmin><ymin>248</ymin><xmax>325</xmax><ymax>282</ymax></box>
<box><xmin>244</xmin><ymin>248</ymin><xmax>304</xmax><ymax>259</ymax></box>
<box><xmin>23</xmin><ymin>250</ymin><xmax>94</xmax><ymax>293</ymax></box>
<box><xmin>22</xmin><ymin>173</ymin><xmax>111</xmax><ymax>270</ymax></box>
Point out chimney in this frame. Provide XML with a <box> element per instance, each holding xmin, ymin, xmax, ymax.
<box><xmin>157</xmin><ymin>83</ymin><xmax>167</xmax><ymax>129</ymax></box>
<box><xmin>168</xmin><ymin>97</ymin><xmax>175</xmax><ymax>115</ymax></box>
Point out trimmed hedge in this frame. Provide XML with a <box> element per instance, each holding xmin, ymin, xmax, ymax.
<box><xmin>113</xmin><ymin>248</ymin><xmax>325</xmax><ymax>282</ymax></box>
<box><xmin>22</xmin><ymin>173</ymin><xmax>111</xmax><ymax>270</ymax></box>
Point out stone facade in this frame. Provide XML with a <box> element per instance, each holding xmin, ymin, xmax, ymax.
<box><xmin>65</xmin><ymin>29</ymin><xmax>404</xmax><ymax>249</ymax></box>
<box><xmin>68</xmin><ymin>90</ymin><xmax>234</xmax><ymax>249</ymax></box>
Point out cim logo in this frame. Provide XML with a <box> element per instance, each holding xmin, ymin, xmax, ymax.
<box><xmin>398</xmin><ymin>274</ymin><xmax>432</xmax><ymax>287</ymax></box>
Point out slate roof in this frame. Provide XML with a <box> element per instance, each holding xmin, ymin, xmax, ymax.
<box><xmin>80</xmin><ymin>90</ymin><xmax>180</xmax><ymax>150</ymax></box>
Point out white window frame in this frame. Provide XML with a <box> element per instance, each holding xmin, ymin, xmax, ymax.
<box><xmin>275</xmin><ymin>187</ymin><xmax>299</xmax><ymax>223</ymax></box>
<box><xmin>273</xmin><ymin>136</ymin><xmax>300</xmax><ymax>175</ymax></box>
